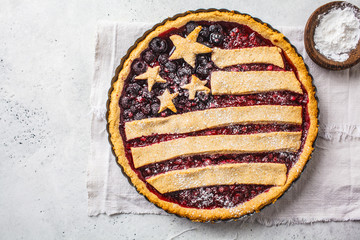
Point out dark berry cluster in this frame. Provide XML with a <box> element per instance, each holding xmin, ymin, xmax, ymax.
<box><xmin>119</xmin><ymin>21</ymin><xmax>296</xmax><ymax>123</ymax></box>
<box><xmin>185</xmin><ymin>22</ymin><xmax>224</xmax><ymax>47</ymax></box>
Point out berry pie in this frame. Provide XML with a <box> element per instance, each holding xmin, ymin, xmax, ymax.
<box><xmin>108</xmin><ymin>10</ymin><xmax>318</xmax><ymax>221</ymax></box>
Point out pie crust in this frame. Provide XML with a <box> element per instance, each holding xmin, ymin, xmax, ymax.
<box><xmin>147</xmin><ymin>163</ymin><xmax>287</xmax><ymax>194</ymax></box>
<box><xmin>211</xmin><ymin>71</ymin><xmax>302</xmax><ymax>95</ymax></box>
<box><xmin>134</xmin><ymin>66</ymin><xmax>166</xmax><ymax>92</ymax></box>
<box><xmin>124</xmin><ymin>105</ymin><xmax>302</xmax><ymax>140</ymax></box>
<box><xmin>131</xmin><ymin>132</ymin><xmax>302</xmax><ymax>168</ymax></box>
<box><xmin>169</xmin><ymin>26</ymin><xmax>212</xmax><ymax>67</ymax></box>
<box><xmin>211</xmin><ymin>46</ymin><xmax>284</xmax><ymax>68</ymax></box>
<box><xmin>107</xmin><ymin>10</ymin><xmax>318</xmax><ymax>222</ymax></box>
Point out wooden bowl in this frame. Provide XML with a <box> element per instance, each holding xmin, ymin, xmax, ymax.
<box><xmin>304</xmin><ymin>1</ymin><xmax>360</xmax><ymax>70</ymax></box>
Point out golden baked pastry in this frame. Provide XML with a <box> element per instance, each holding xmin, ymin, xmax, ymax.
<box><xmin>108</xmin><ymin>10</ymin><xmax>318</xmax><ymax>222</ymax></box>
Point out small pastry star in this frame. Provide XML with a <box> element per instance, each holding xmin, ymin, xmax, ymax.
<box><xmin>169</xmin><ymin>26</ymin><xmax>212</xmax><ymax>68</ymax></box>
<box><xmin>157</xmin><ymin>89</ymin><xmax>179</xmax><ymax>113</ymax></box>
<box><xmin>181</xmin><ymin>75</ymin><xmax>210</xmax><ymax>100</ymax></box>
<box><xmin>135</xmin><ymin>66</ymin><xmax>166</xmax><ymax>92</ymax></box>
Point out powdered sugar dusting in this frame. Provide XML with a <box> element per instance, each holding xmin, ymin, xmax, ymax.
<box><xmin>314</xmin><ymin>4</ymin><xmax>360</xmax><ymax>62</ymax></box>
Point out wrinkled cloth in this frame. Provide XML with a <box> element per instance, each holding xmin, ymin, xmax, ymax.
<box><xmin>88</xmin><ymin>22</ymin><xmax>360</xmax><ymax>224</ymax></box>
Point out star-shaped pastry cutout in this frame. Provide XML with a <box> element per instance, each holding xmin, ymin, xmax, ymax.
<box><xmin>181</xmin><ymin>75</ymin><xmax>210</xmax><ymax>100</ymax></box>
<box><xmin>134</xmin><ymin>66</ymin><xmax>166</xmax><ymax>92</ymax></box>
<box><xmin>157</xmin><ymin>89</ymin><xmax>179</xmax><ymax>113</ymax></box>
<box><xmin>169</xmin><ymin>26</ymin><xmax>212</xmax><ymax>68</ymax></box>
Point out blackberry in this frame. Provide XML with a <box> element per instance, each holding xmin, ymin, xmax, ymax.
<box><xmin>164</xmin><ymin>61</ymin><xmax>177</xmax><ymax>73</ymax></box>
<box><xmin>134</xmin><ymin>112</ymin><xmax>145</xmax><ymax>120</ymax></box>
<box><xmin>158</xmin><ymin>54</ymin><xmax>169</xmax><ymax>65</ymax></box>
<box><xmin>141</xmin><ymin>90</ymin><xmax>154</xmax><ymax>99</ymax></box>
<box><xmin>123</xmin><ymin>109</ymin><xmax>133</xmax><ymax>119</ymax></box>
<box><xmin>177</xmin><ymin>66</ymin><xmax>192</xmax><ymax>77</ymax></box>
<box><xmin>141</xmin><ymin>104</ymin><xmax>151</xmax><ymax>115</ymax></box>
<box><xmin>130</xmin><ymin>105</ymin><xmax>137</xmax><ymax>114</ymax></box>
<box><xmin>126</xmin><ymin>83</ymin><xmax>141</xmax><ymax>95</ymax></box>
<box><xmin>120</xmin><ymin>96</ymin><xmax>131</xmax><ymax>108</ymax></box>
<box><xmin>196</xmin><ymin>65</ymin><xmax>210</xmax><ymax>77</ymax></box>
<box><xmin>151</xmin><ymin>103</ymin><xmax>160</xmax><ymax>115</ymax></box>
<box><xmin>199</xmin><ymin>26</ymin><xmax>210</xmax><ymax>38</ymax></box>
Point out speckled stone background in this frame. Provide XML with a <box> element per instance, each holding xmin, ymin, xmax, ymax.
<box><xmin>1</xmin><ymin>0</ymin><xmax>360</xmax><ymax>239</ymax></box>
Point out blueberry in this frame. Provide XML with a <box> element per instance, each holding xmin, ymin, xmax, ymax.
<box><xmin>149</xmin><ymin>37</ymin><xmax>168</xmax><ymax>53</ymax></box>
<box><xmin>185</xmin><ymin>22</ymin><xmax>199</xmax><ymax>34</ymax></box>
<box><xmin>142</xmin><ymin>50</ymin><xmax>156</xmax><ymax>63</ymax></box>
<box><xmin>209</xmin><ymin>24</ymin><xmax>223</xmax><ymax>33</ymax></box>
<box><xmin>132</xmin><ymin>60</ymin><xmax>147</xmax><ymax>75</ymax></box>
<box><xmin>199</xmin><ymin>26</ymin><xmax>210</xmax><ymax>38</ymax></box>
<box><xmin>177</xmin><ymin>66</ymin><xmax>192</xmax><ymax>77</ymax></box>
<box><xmin>197</xmin><ymin>36</ymin><xmax>204</xmax><ymax>44</ymax></box>
<box><xmin>126</xmin><ymin>83</ymin><xmax>141</xmax><ymax>95</ymax></box>
<box><xmin>210</xmin><ymin>33</ymin><xmax>224</xmax><ymax>45</ymax></box>
<box><xmin>158</xmin><ymin>54</ymin><xmax>169</xmax><ymax>65</ymax></box>
<box><xmin>164</xmin><ymin>61</ymin><xmax>177</xmax><ymax>72</ymax></box>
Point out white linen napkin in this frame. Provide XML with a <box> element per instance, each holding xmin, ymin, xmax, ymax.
<box><xmin>87</xmin><ymin>21</ymin><xmax>360</xmax><ymax>224</ymax></box>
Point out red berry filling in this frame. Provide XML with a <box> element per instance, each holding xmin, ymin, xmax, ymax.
<box><xmin>118</xmin><ymin>21</ymin><xmax>309</xmax><ymax>209</ymax></box>
<box><xmin>165</xmin><ymin>184</ymin><xmax>271</xmax><ymax>209</ymax></box>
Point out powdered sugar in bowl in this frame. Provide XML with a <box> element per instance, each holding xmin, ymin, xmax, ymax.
<box><xmin>304</xmin><ymin>1</ymin><xmax>360</xmax><ymax>70</ymax></box>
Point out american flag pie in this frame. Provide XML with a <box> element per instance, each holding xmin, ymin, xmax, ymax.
<box><xmin>108</xmin><ymin>10</ymin><xmax>318</xmax><ymax>221</ymax></box>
